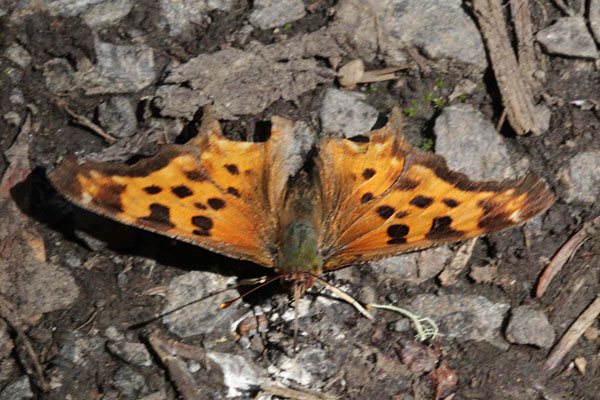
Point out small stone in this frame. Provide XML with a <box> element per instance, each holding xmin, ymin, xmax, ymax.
<box><xmin>107</xmin><ymin>340</ymin><xmax>152</xmax><ymax>367</ymax></box>
<box><xmin>43</xmin><ymin>58</ymin><xmax>77</xmax><ymax>94</ymax></box>
<box><xmin>505</xmin><ymin>306</ymin><xmax>555</xmax><ymax>348</ymax></box>
<box><xmin>435</xmin><ymin>105</ymin><xmax>516</xmax><ymax>181</ymax></box>
<box><xmin>59</xmin><ymin>332</ymin><xmax>106</xmax><ymax>370</ymax></box>
<box><xmin>561</xmin><ymin>151</ymin><xmax>600</xmax><ymax>203</ymax></box>
<box><xmin>410</xmin><ymin>294</ymin><xmax>510</xmax><ymax>349</ymax></box>
<box><xmin>162</xmin><ymin>271</ymin><xmax>240</xmax><ymax>338</ymax></box>
<box><xmin>590</xmin><ymin>0</ymin><xmax>600</xmax><ymax>43</ymax></box>
<box><xmin>9</xmin><ymin>88</ymin><xmax>25</xmax><ymax>105</ymax></box>
<box><xmin>3</xmin><ymin>111</ymin><xmax>22</xmax><ymax>127</ymax></box>
<box><xmin>80</xmin><ymin>41</ymin><xmax>156</xmax><ymax>94</ymax></box>
<box><xmin>112</xmin><ymin>366</ymin><xmax>147</xmax><ymax>397</ymax></box>
<box><xmin>536</xmin><ymin>16</ymin><xmax>598</xmax><ymax>59</ymax></box>
<box><xmin>207</xmin><ymin>352</ymin><xmax>263</xmax><ymax>397</ymax></box>
<box><xmin>4</xmin><ymin>44</ymin><xmax>32</xmax><ymax>68</ymax></box>
<box><xmin>320</xmin><ymin>88</ymin><xmax>378</xmax><ymax>138</ymax></box>
<box><xmin>249</xmin><ymin>0</ymin><xmax>306</xmax><ymax>30</ymax></box>
<box><xmin>0</xmin><ymin>321</ymin><xmax>14</xmax><ymax>359</ymax></box>
<box><xmin>0</xmin><ymin>376</ymin><xmax>34</xmax><ymax>400</ymax></box>
<box><xmin>583</xmin><ymin>327</ymin><xmax>599</xmax><ymax>340</ymax></box>
<box><xmin>82</xmin><ymin>0</ymin><xmax>133</xmax><ymax>28</ymax></box>
<box><xmin>98</xmin><ymin>96</ymin><xmax>138</xmax><ymax>138</ymax></box>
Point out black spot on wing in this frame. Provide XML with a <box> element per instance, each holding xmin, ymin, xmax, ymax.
<box><xmin>192</xmin><ymin>215</ymin><xmax>213</xmax><ymax>236</ymax></box>
<box><xmin>425</xmin><ymin>216</ymin><xmax>464</xmax><ymax>240</ymax></box>
<box><xmin>410</xmin><ymin>195</ymin><xmax>433</xmax><ymax>208</ymax></box>
<box><xmin>171</xmin><ymin>185</ymin><xmax>193</xmax><ymax>198</ymax></box>
<box><xmin>361</xmin><ymin>192</ymin><xmax>374</xmax><ymax>204</ymax></box>
<box><xmin>442</xmin><ymin>198</ymin><xmax>459</xmax><ymax>208</ymax></box>
<box><xmin>362</xmin><ymin>168</ymin><xmax>376</xmax><ymax>180</ymax></box>
<box><xmin>376</xmin><ymin>205</ymin><xmax>395</xmax><ymax>219</ymax></box>
<box><xmin>208</xmin><ymin>198</ymin><xmax>225</xmax><ymax>210</ymax></box>
<box><xmin>143</xmin><ymin>185</ymin><xmax>162</xmax><ymax>195</ymax></box>
<box><xmin>227</xmin><ymin>187</ymin><xmax>241</xmax><ymax>197</ymax></box>
<box><xmin>194</xmin><ymin>202</ymin><xmax>207</xmax><ymax>210</ymax></box>
<box><xmin>387</xmin><ymin>224</ymin><xmax>409</xmax><ymax>244</ymax></box>
<box><xmin>224</xmin><ymin>164</ymin><xmax>239</xmax><ymax>175</ymax></box>
<box><xmin>139</xmin><ymin>203</ymin><xmax>175</xmax><ymax>229</ymax></box>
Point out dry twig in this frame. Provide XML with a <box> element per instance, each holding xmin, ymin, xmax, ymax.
<box><xmin>57</xmin><ymin>99</ymin><xmax>117</xmax><ymax>143</ymax></box>
<box><xmin>471</xmin><ymin>0</ymin><xmax>545</xmax><ymax>135</ymax></box>
<box><xmin>543</xmin><ymin>295</ymin><xmax>600</xmax><ymax>370</ymax></box>
<box><xmin>536</xmin><ymin>216</ymin><xmax>600</xmax><ymax>298</ymax></box>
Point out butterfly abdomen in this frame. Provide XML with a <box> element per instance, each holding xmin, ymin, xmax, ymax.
<box><xmin>277</xmin><ymin>221</ymin><xmax>323</xmax><ymax>277</ymax></box>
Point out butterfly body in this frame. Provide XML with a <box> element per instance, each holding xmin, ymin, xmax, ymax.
<box><xmin>49</xmin><ymin>106</ymin><xmax>555</xmax><ymax>298</ymax></box>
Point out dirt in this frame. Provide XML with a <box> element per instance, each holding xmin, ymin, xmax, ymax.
<box><xmin>1</xmin><ymin>1</ymin><xmax>599</xmax><ymax>399</ymax></box>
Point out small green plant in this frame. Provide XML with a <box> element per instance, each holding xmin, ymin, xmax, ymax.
<box><xmin>283</xmin><ymin>23</ymin><xmax>292</xmax><ymax>30</ymax></box>
<box><xmin>432</xmin><ymin>96</ymin><xmax>447</xmax><ymax>108</ymax></box>
<box><xmin>367</xmin><ymin>84</ymin><xmax>377</xmax><ymax>92</ymax></box>
<box><xmin>435</xmin><ymin>78</ymin><xmax>444</xmax><ymax>88</ymax></box>
<box><xmin>403</xmin><ymin>108</ymin><xmax>416</xmax><ymax>117</ymax></box>
<box><xmin>457</xmin><ymin>93</ymin><xmax>468</xmax><ymax>102</ymax></box>
<box><xmin>420</xmin><ymin>138</ymin><xmax>434</xmax><ymax>151</ymax></box>
<box><xmin>424</xmin><ymin>93</ymin><xmax>433</xmax><ymax>102</ymax></box>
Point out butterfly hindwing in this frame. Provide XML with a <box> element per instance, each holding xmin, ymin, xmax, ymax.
<box><xmin>317</xmin><ymin>108</ymin><xmax>555</xmax><ymax>269</ymax></box>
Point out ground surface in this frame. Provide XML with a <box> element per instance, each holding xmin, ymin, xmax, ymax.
<box><xmin>1</xmin><ymin>0</ymin><xmax>600</xmax><ymax>399</ymax></box>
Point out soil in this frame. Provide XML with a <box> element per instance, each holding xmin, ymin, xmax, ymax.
<box><xmin>1</xmin><ymin>1</ymin><xmax>599</xmax><ymax>399</ymax></box>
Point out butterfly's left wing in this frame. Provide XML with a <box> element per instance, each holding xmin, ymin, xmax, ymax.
<box><xmin>316</xmin><ymin>108</ymin><xmax>555</xmax><ymax>270</ymax></box>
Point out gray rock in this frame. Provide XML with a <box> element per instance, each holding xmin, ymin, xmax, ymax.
<box><xmin>160</xmin><ymin>0</ymin><xmax>235</xmax><ymax>37</ymax></box>
<box><xmin>372</xmin><ymin>245</ymin><xmax>452</xmax><ymax>284</ymax></box>
<box><xmin>58</xmin><ymin>332</ymin><xmax>106</xmax><ymax>369</ymax></box>
<box><xmin>34</xmin><ymin>0</ymin><xmax>104</xmax><ymax>17</ymax></box>
<box><xmin>434</xmin><ymin>105</ymin><xmax>516</xmax><ymax>181</ymax></box>
<box><xmin>319</xmin><ymin>88</ymin><xmax>378</xmax><ymax>137</ymax></box>
<box><xmin>561</xmin><ymin>151</ymin><xmax>600</xmax><ymax>203</ymax></box>
<box><xmin>98</xmin><ymin>96</ymin><xmax>138</xmax><ymax>138</ymax></box>
<box><xmin>331</xmin><ymin>0</ymin><xmax>487</xmax><ymax>68</ymax></box>
<box><xmin>506</xmin><ymin>306</ymin><xmax>555</xmax><ymax>348</ymax></box>
<box><xmin>43</xmin><ymin>58</ymin><xmax>78</xmax><ymax>94</ymax></box>
<box><xmin>591</xmin><ymin>0</ymin><xmax>600</xmax><ymax>43</ymax></box>
<box><xmin>3</xmin><ymin>111</ymin><xmax>22</xmax><ymax>127</ymax></box>
<box><xmin>410</xmin><ymin>294</ymin><xmax>510</xmax><ymax>349</ymax></box>
<box><xmin>249</xmin><ymin>0</ymin><xmax>306</xmax><ymax>30</ymax></box>
<box><xmin>207</xmin><ymin>352</ymin><xmax>263</xmax><ymax>397</ymax></box>
<box><xmin>162</xmin><ymin>271</ymin><xmax>241</xmax><ymax>338</ymax></box>
<box><xmin>4</xmin><ymin>44</ymin><xmax>32</xmax><ymax>68</ymax></box>
<box><xmin>0</xmin><ymin>376</ymin><xmax>33</xmax><ymax>400</ymax></box>
<box><xmin>9</xmin><ymin>88</ymin><xmax>25</xmax><ymax>105</ymax></box>
<box><xmin>105</xmin><ymin>327</ymin><xmax>152</xmax><ymax>366</ymax></box>
<box><xmin>11</xmin><ymin>255</ymin><xmax>80</xmax><ymax>318</ymax></box>
<box><xmin>112</xmin><ymin>366</ymin><xmax>147</xmax><ymax>397</ymax></box>
<box><xmin>80</xmin><ymin>41</ymin><xmax>156</xmax><ymax>94</ymax></box>
<box><xmin>82</xmin><ymin>0</ymin><xmax>133</xmax><ymax>28</ymax></box>
<box><xmin>536</xmin><ymin>16</ymin><xmax>598</xmax><ymax>59</ymax></box>
<box><xmin>156</xmin><ymin>38</ymin><xmax>336</xmax><ymax>119</ymax></box>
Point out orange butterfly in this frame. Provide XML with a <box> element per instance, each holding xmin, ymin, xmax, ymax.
<box><xmin>49</xmin><ymin>107</ymin><xmax>554</xmax><ymax>302</ymax></box>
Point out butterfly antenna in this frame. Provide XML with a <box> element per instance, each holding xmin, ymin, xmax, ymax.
<box><xmin>219</xmin><ymin>274</ymin><xmax>282</xmax><ymax>308</ymax></box>
<box><xmin>293</xmin><ymin>283</ymin><xmax>300</xmax><ymax>351</ymax></box>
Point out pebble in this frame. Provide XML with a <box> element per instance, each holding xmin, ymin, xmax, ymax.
<box><xmin>98</xmin><ymin>96</ymin><xmax>138</xmax><ymax>138</ymax></box>
<box><xmin>0</xmin><ymin>376</ymin><xmax>33</xmax><ymax>400</ymax></box>
<box><xmin>319</xmin><ymin>88</ymin><xmax>379</xmax><ymax>138</ymax></box>
<box><xmin>249</xmin><ymin>0</ymin><xmax>306</xmax><ymax>30</ymax></box>
<box><xmin>505</xmin><ymin>306</ymin><xmax>555</xmax><ymax>348</ymax></box>
<box><xmin>561</xmin><ymin>151</ymin><xmax>600</xmax><ymax>203</ymax></box>
<box><xmin>434</xmin><ymin>105</ymin><xmax>516</xmax><ymax>181</ymax></box>
<box><xmin>536</xmin><ymin>16</ymin><xmax>598</xmax><ymax>59</ymax></box>
<box><xmin>4</xmin><ymin>44</ymin><xmax>32</xmax><ymax>68</ymax></box>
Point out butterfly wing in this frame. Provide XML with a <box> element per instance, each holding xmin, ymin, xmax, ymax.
<box><xmin>49</xmin><ymin>107</ymin><xmax>297</xmax><ymax>268</ymax></box>
<box><xmin>316</xmin><ymin>108</ymin><xmax>555</xmax><ymax>269</ymax></box>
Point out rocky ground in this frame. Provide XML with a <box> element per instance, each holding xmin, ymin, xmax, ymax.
<box><xmin>1</xmin><ymin>0</ymin><xmax>600</xmax><ymax>399</ymax></box>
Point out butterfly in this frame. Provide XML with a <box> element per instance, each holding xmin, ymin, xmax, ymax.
<box><xmin>49</xmin><ymin>106</ymin><xmax>555</xmax><ymax>306</ymax></box>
